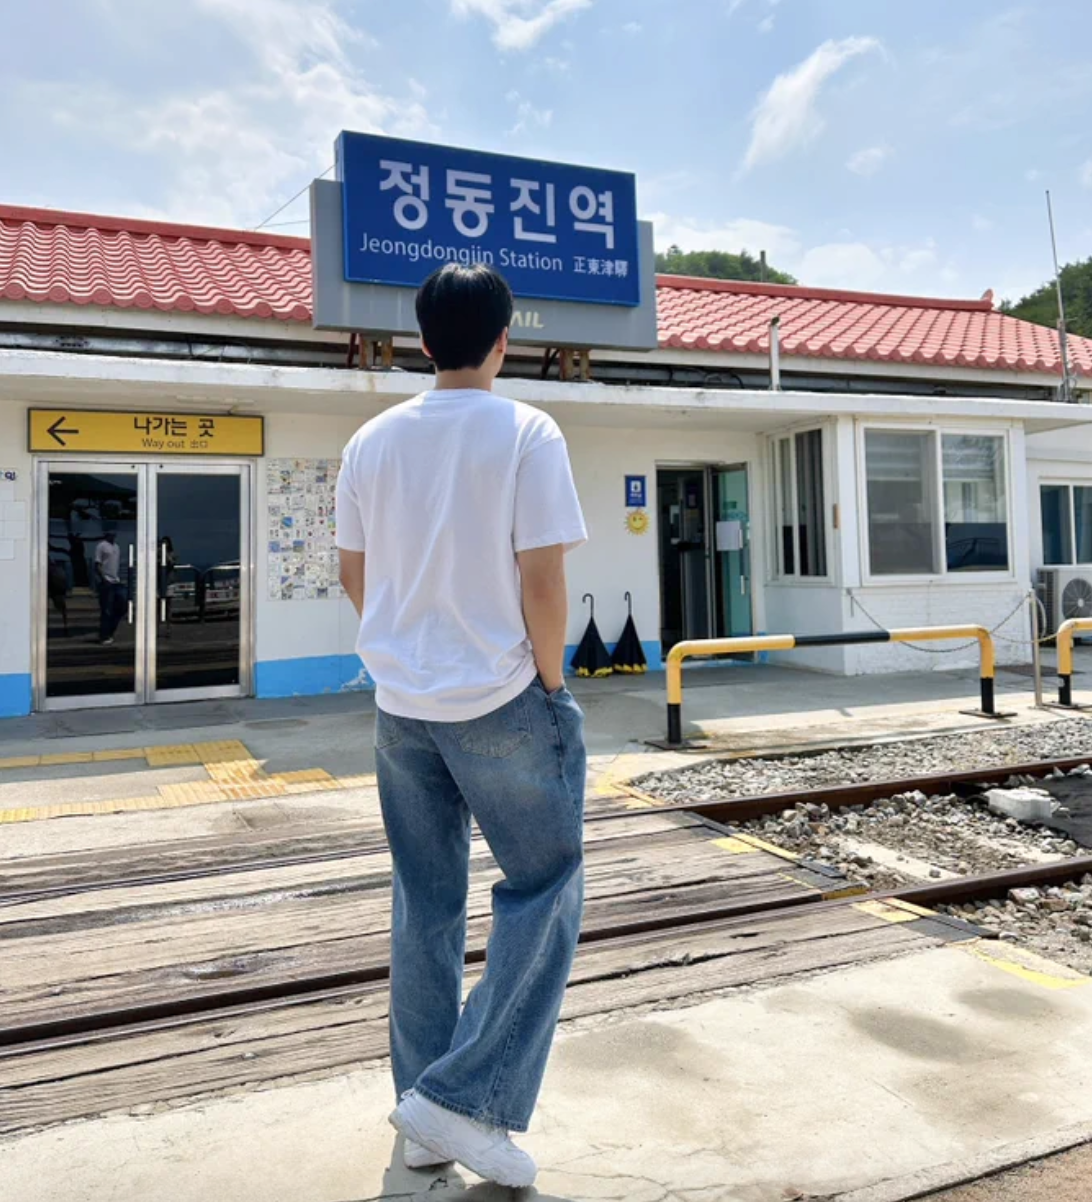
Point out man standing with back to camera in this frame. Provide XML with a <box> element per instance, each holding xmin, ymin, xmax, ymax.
<box><xmin>336</xmin><ymin>263</ymin><xmax>587</xmax><ymax>1188</ymax></box>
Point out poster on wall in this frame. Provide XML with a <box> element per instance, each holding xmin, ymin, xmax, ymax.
<box><xmin>266</xmin><ymin>458</ymin><xmax>342</xmax><ymax>602</ymax></box>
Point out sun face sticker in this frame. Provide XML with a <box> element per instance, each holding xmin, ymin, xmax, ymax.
<box><xmin>625</xmin><ymin>508</ymin><xmax>650</xmax><ymax>535</ymax></box>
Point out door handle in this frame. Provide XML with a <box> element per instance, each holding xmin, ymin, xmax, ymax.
<box><xmin>161</xmin><ymin>599</ymin><xmax>167</xmax><ymax>623</ymax></box>
<box><xmin>128</xmin><ymin>600</ymin><xmax>134</xmax><ymax>625</ymax></box>
<box><xmin>128</xmin><ymin>545</ymin><xmax>134</xmax><ymax>568</ymax></box>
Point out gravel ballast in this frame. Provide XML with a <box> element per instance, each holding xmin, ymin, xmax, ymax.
<box><xmin>637</xmin><ymin>717</ymin><xmax>1092</xmax><ymax>804</ymax></box>
<box><xmin>635</xmin><ymin>717</ymin><xmax>1092</xmax><ymax>975</ymax></box>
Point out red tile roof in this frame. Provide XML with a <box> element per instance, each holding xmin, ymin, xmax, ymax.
<box><xmin>657</xmin><ymin>275</ymin><xmax>1092</xmax><ymax>378</ymax></box>
<box><xmin>0</xmin><ymin>205</ymin><xmax>312</xmax><ymax>322</ymax></box>
<box><xmin>2</xmin><ymin>203</ymin><xmax>1090</xmax><ymax>378</ymax></box>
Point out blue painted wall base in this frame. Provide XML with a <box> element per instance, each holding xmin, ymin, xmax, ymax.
<box><xmin>0</xmin><ymin>674</ymin><xmax>32</xmax><ymax>718</ymax></box>
<box><xmin>256</xmin><ymin>640</ymin><xmax>667</xmax><ymax>701</ymax></box>
<box><xmin>255</xmin><ymin>655</ymin><xmax>373</xmax><ymax>699</ymax></box>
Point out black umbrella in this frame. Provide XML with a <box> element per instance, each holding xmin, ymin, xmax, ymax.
<box><xmin>571</xmin><ymin>593</ymin><xmax>613</xmax><ymax>678</ymax></box>
<box><xmin>612</xmin><ymin>591</ymin><xmax>648</xmax><ymax>675</ymax></box>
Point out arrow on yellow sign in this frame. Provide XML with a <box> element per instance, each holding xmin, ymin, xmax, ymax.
<box><xmin>47</xmin><ymin>416</ymin><xmax>80</xmax><ymax>446</ymax></box>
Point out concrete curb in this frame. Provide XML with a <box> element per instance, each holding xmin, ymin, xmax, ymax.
<box><xmin>830</xmin><ymin>1120</ymin><xmax>1092</xmax><ymax>1201</ymax></box>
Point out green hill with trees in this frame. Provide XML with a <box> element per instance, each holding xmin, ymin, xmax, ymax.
<box><xmin>1000</xmin><ymin>258</ymin><xmax>1092</xmax><ymax>339</ymax></box>
<box><xmin>655</xmin><ymin>245</ymin><xmax>797</xmax><ymax>285</ymax></box>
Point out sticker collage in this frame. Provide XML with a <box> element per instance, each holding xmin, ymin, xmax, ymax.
<box><xmin>266</xmin><ymin>458</ymin><xmax>342</xmax><ymax>602</ymax></box>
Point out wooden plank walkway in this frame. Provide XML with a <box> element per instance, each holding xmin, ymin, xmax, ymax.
<box><xmin>0</xmin><ymin>805</ymin><xmax>962</xmax><ymax>1137</ymax></box>
<box><xmin>0</xmin><ymin>902</ymin><xmax>943</xmax><ymax>1135</ymax></box>
<box><xmin>0</xmin><ymin>812</ymin><xmax>838</xmax><ymax>1034</ymax></box>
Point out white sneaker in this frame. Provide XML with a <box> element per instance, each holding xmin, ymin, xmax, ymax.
<box><xmin>390</xmin><ymin>1090</ymin><xmax>537</xmax><ymax>1189</ymax></box>
<box><xmin>404</xmin><ymin>1138</ymin><xmax>450</xmax><ymax>1171</ymax></box>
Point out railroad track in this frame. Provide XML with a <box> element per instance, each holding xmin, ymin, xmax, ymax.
<box><xmin>5</xmin><ymin>754</ymin><xmax>1090</xmax><ymax>909</ymax></box>
<box><xmin>3</xmin><ymin>752</ymin><xmax>1091</xmax><ymax>1137</ymax></box>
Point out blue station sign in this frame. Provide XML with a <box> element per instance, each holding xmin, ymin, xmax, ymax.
<box><xmin>336</xmin><ymin>132</ymin><xmax>641</xmax><ymax>308</ymax></box>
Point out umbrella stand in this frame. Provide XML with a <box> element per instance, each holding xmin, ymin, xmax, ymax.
<box><xmin>612</xmin><ymin>591</ymin><xmax>648</xmax><ymax>674</ymax></box>
<box><xmin>571</xmin><ymin>593</ymin><xmax>614</xmax><ymax>678</ymax></box>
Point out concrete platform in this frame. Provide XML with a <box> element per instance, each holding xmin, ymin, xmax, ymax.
<box><xmin>2</xmin><ymin>940</ymin><xmax>1089</xmax><ymax>1202</ymax></box>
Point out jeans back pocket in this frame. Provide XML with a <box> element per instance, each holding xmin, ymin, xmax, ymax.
<box><xmin>453</xmin><ymin>691</ymin><xmax>532</xmax><ymax>758</ymax></box>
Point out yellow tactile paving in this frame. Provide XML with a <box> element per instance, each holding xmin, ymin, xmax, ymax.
<box><xmin>333</xmin><ymin>773</ymin><xmax>378</xmax><ymax>789</ymax></box>
<box><xmin>275</xmin><ymin>768</ymin><xmax>336</xmax><ymax>784</ymax></box>
<box><xmin>92</xmin><ymin>748</ymin><xmax>146</xmax><ymax>762</ymax></box>
<box><xmin>195</xmin><ymin>740</ymin><xmax>253</xmax><ymax>764</ymax></box>
<box><xmin>144</xmin><ymin>744</ymin><xmax>202</xmax><ymax>767</ymax></box>
<box><xmin>205</xmin><ymin>760</ymin><xmax>269</xmax><ymax>784</ymax></box>
<box><xmin>0</xmin><ymin>738</ymin><xmax>374</xmax><ymax>824</ymax></box>
<box><xmin>157</xmin><ymin>781</ymin><xmax>230</xmax><ymax>805</ymax></box>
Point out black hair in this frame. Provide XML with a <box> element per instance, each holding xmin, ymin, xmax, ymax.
<box><xmin>416</xmin><ymin>263</ymin><xmax>514</xmax><ymax>371</ymax></box>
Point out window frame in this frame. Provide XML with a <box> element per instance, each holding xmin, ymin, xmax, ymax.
<box><xmin>1039</xmin><ymin>480</ymin><xmax>1092</xmax><ymax>567</ymax></box>
<box><xmin>857</xmin><ymin>422</ymin><xmax>1015</xmax><ymax>586</ymax></box>
<box><xmin>769</xmin><ymin>423</ymin><xmax>833</xmax><ymax>584</ymax></box>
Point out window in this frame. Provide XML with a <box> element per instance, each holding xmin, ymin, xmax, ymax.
<box><xmin>865</xmin><ymin>431</ymin><xmax>938</xmax><ymax>575</ymax></box>
<box><xmin>1041</xmin><ymin>483</ymin><xmax>1092</xmax><ymax>565</ymax></box>
<box><xmin>864</xmin><ymin>430</ymin><xmax>1009</xmax><ymax>577</ymax></box>
<box><xmin>774</xmin><ymin>428</ymin><xmax>828</xmax><ymax>577</ymax></box>
<box><xmin>941</xmin><ymin>435</ymin><xmax>1008</xmax><ymax>572</ymax></box>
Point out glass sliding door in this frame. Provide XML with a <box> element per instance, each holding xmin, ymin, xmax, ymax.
<box><xmin>36</xmin><ymin>460</ymin><xmax>252</xmax><ymax>710</ymax></box>
<box><xmin>712</xmin><ymin>466</ymin><xmax>753</xmax><ymax>641</ymax></box>
<box><xmin>42</xmin><ymin>465</ymin><xmax>142</xmax><ymax>706</ymax></box>
<box><xmin>149</xmin><ymin>465</ymin><xmax>247</xmax><ymax>701</ymax></box>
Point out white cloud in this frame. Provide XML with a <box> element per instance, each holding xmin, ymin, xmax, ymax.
<box><xmin>1081</xmin><ymin>160</ymin><xmax>1092</xmax><ymax>189</ymax></box>
<box><xmin>650</xmin><ymin>211</ymin><xmax>801</xmax><ymax>260</ymax></box>
<box><xmin>742</xmin><ymin>36</ymin><xmax>881</xmax><ymax>172</ymax></box>
<box><xmin>757</xmin><ymin>14</ymin><xmax>775</xmax><ymax>34</ymax></box>
<box><xmin>451</xmin><ymin>0</ymin><xmax>593</xmax><ymax>51</ymax></box>
<box><xmin>1026</xmin><ymin>168</ymin><xmax>1042</xmax><ymax>182</ymax></box>
<box><xmin>507</xmin><ymin>91</ymin><xmax>553</xmax><ymax>136</ymax></box>
<box><xmin>623</xmin><ymin>21</ymin><xmax>642</xmax><ymax>34</ymax></box>
<box><xmin>846</xmin><ymin>144</ymin><xmax>891</xmax><ymax>177</ymax></box>
<box><xmin>29</xmin><ymin>0</ymin><xmax>434</xmax><ymax>228</ymax></box>
<box><xmin>798</xmin><ymin>238</ymin><xmax>943</xmax><ymax>291</ymax></box>
<box><xmin>651</xmin><ymin>206</ymin><xmax>962</xmax><ymax>296</ymax></box>
<box><xmin>971</xmin><ymin>213</ymin><xmax>995</xmax><ymax>232</ymax></box>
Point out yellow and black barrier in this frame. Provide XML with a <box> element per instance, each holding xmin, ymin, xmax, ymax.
<box><xmin>1056</xmin><ymin>617</ymin><xmax>1092</xmax><ymax>708</ymax></box>
<box><xmin>665</xmin><ymin>626</ymin><xmax>999</xmax><ymax>746</ymax></box>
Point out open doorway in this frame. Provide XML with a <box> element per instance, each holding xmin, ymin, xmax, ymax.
<box><xmin>657</xmin><ymin>465</ymin><xmax>753</xmax><ymax>655</ymax></box>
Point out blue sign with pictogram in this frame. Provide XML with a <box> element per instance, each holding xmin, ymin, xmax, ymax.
<box><xmin>337</xmin><ymin>132</ymin><xmax>641</xmax><ymax>307</ymax></box>
<box><xmin>625</xmin><ymin>475</ymin><xmax>647</xmax><ymax>508</ymax></box>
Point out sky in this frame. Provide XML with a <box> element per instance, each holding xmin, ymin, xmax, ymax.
<box><xmin>3</xmin><ymin>0</ymin><xmax>1092</xmax><ymax>303</ymax></box>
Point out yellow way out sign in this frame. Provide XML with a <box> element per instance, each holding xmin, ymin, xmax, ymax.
<box><xmin>28</xmin><ymin>408</ymin><xmax>264</xmax><ymax>454</ymax></box>
<box><xmin>28</xmin><ymin>409</ymin><xmax>264</xmax><ymax>456</ymax></box>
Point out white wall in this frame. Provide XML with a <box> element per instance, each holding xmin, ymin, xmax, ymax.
<box><xmin>841</xmin><ymin>583</ymin><xmax>1029</xmax><ymax>673</ymax></box>
<box><xmin>0</xmin><ymin>402</ymin><xmax>32</xmax><ymax>704</ymax></box>
<box><xmin>255</xmin><ymin>411</ymin><xmax>387</xmax><ymax>676</ymax></box>
<box><xmin>559</xmin><ymin>420</ymin><xmax>766</xmax><ymax>658</ymax></box>
<box><xmin>253</xmin><ymin>407</ymin><xmax>768</xmax><ymax>674</ymax></box>
<box><xmin>762</xmin><ymin>415</ymin><xmax>1032</xmax><ymax>674</ymax></box>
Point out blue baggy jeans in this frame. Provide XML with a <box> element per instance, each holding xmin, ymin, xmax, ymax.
<box><xmin>375</xmin><ymin>677</ymin><xmax>586</xmax><ymax>1133</ymax></box>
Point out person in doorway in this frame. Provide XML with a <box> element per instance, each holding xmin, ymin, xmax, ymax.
<box><xmin>336</xmin><ymin>263</ymin><xmax>587</xmax><ymax>1189</ymax></box>
<box><xmin>94</xmin><ymin>530</ymin><xmax>123</xmax><ymax>645</ymax></box>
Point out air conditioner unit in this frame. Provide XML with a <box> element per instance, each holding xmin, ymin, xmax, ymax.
<box><xmin>1038</xmin><ymin>568</ymin><xmax>1092</xmax><ymax>639</ymax></box>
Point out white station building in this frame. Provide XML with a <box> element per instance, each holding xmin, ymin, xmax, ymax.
<box><xmin>2</xmin><ymin>200</ymin><xmax>1092</xmax><ymax>719</ymax></box>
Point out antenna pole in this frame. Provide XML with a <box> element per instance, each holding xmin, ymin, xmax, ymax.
<box><xmin>1046</xmin><ymin>190</ymin><xmax>1075</xmax><ymax>403</ymax></box>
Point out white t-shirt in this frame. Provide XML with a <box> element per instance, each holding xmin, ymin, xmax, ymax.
<box><xmin>336</xmin><ymin>389</ymin><xmax>587</xmax><ymax>722</ymax></box>
<box><xmin>95</xmin><ymin>539</ymin><xmax>121</xmax><ymax>584</ymax></box>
